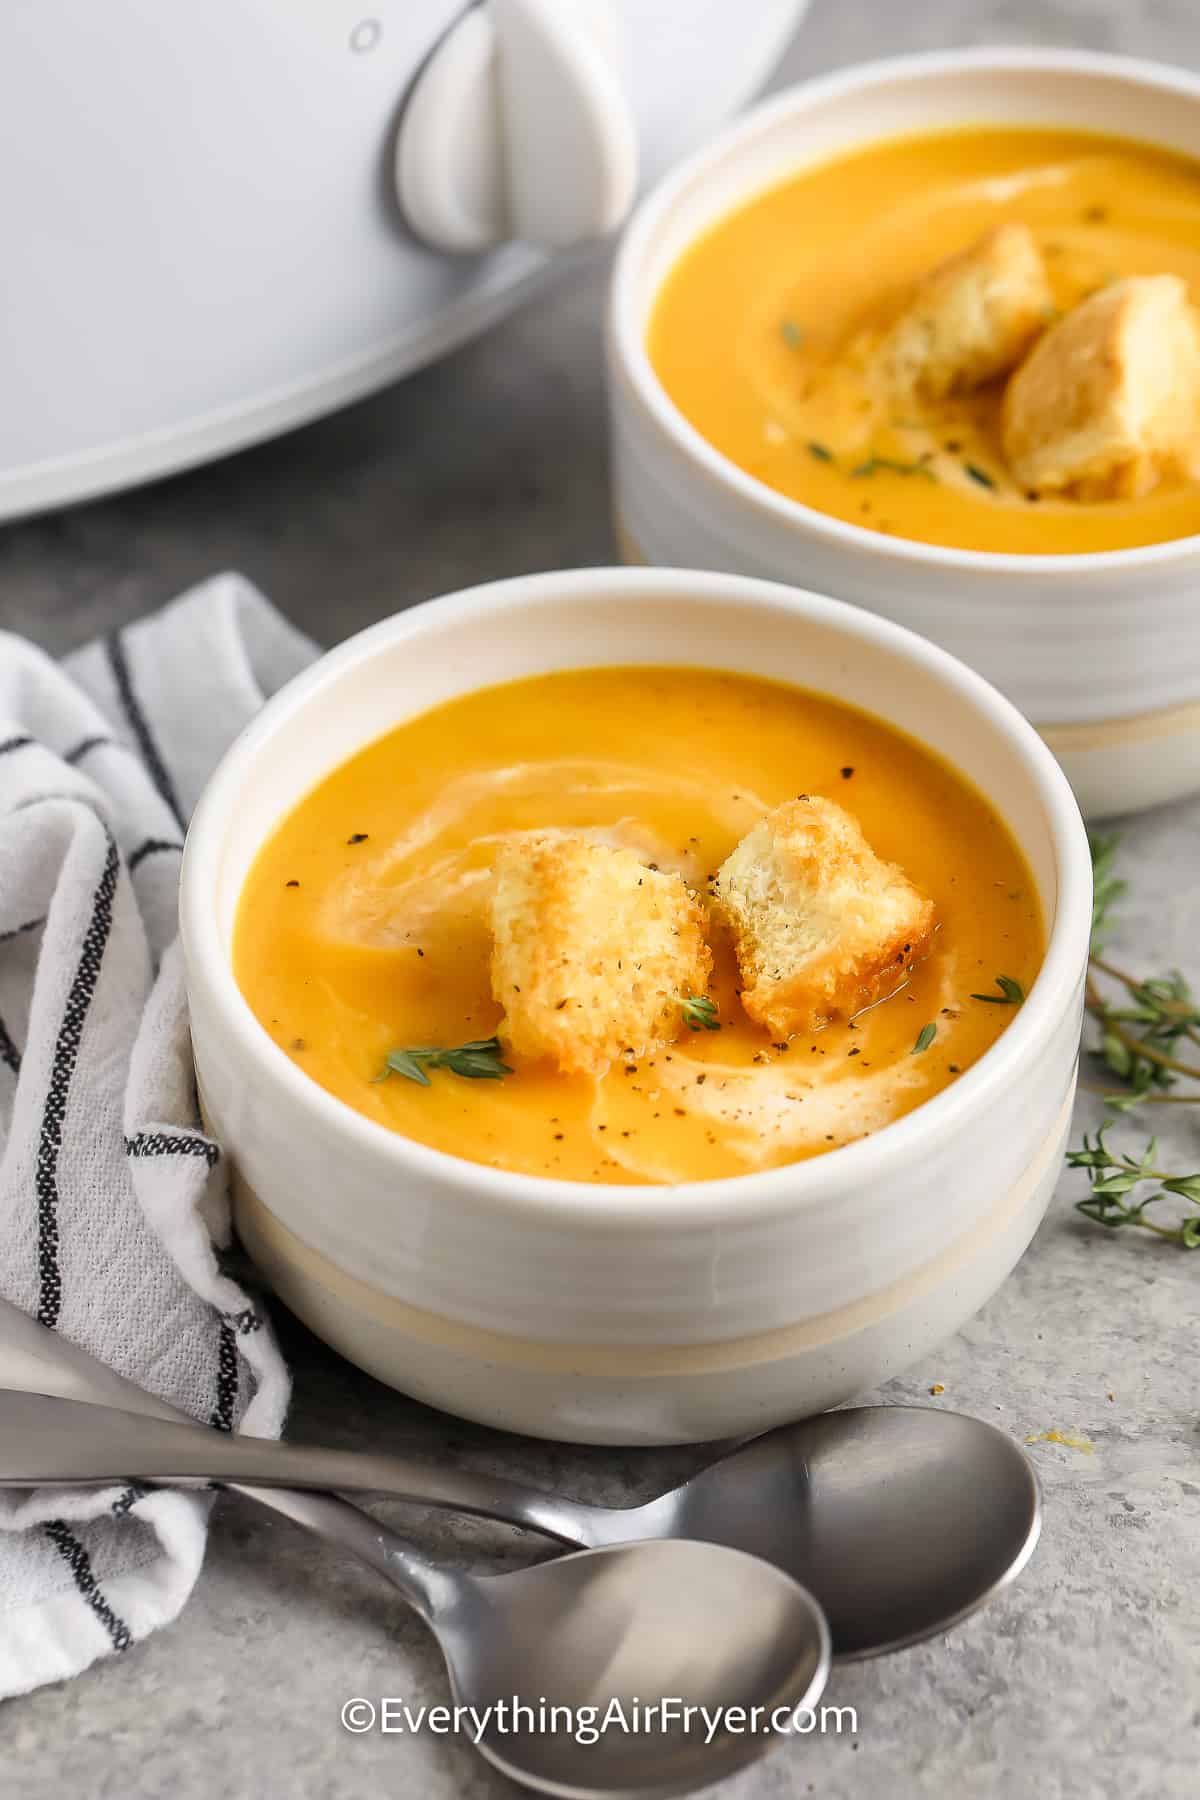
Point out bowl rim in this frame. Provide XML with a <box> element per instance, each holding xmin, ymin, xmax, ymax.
<box><xmin>608</xmin><ymin>43</ymin><xmax>1200</xmax><ymax>580</ymax></box>
<box><xmin>180</xmin><ymin>566</ymin><xmax>1092</xmax><ymax>1232</ymax></box>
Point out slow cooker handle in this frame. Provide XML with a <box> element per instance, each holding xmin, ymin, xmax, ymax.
<box><xmin>395</xmin><ymin>0</ymin><xmax>639</xmax><ymax>253</ymax></box>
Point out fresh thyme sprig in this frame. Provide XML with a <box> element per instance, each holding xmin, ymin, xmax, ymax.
<box><xmin>970</xmin><ymin>975</ymin><xmax>1025</xmax><ymax>1005</ymax></box>
<box><xmin>1083</xmin><ymin>827</ymin><xmax>1200</xmax><ymax>1102</ymax></box>
<box><xmin>1071</xmin><ymin>834</ymin><xmax>1200</xmax><ymax>1247</ymax></box>
<box><xmin>1086</xmin><ymin>963</ymin><xmax>1200</xmax><ymax>1103</ymax></box>
<box><xmin>1068</xmin><ymin>1128</ymin><xmax>1200</xmax><ymax>1249</ymax></box>
<box><xmin>1089</xmin><ymin>831</ymin><xmax>1128</xmax><ymax>953</ymax></box>
<box><xmin>681</xmin><ymin>994</ymin><xmax>720</xmax><ymax>1032</ymax></box>
<box><xmin>375</xmin><ymin>1036</ymin><xmax>513</xmax><ymax>1087</ymax></box>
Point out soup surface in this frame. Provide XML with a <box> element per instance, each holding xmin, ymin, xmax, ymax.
<box><xmin>648</xmin><ymin>127</ymin><xmax>1200</xmax><ymax>553</ymax></box>
<box><xmin>234</xmin><ymin>667</ymin><xmax>1044</xmax><ymax>1185</ymax></box>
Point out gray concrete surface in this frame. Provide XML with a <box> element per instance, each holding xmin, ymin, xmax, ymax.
<box><xmin>3</xmin><ymin>2</ymin><xmax>1199</xmax><ymax>1795</ymax></box>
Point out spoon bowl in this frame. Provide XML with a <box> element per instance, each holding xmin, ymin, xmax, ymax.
<box><xmin>445</xmin><ymin>1538</ymin><xmax>830</xmax><ymax>1797</ymax></box>
<box><xmin>603</xmin><ymin>1405</ymin><xmax>1042</xmax><ymax>1660</ymax></box>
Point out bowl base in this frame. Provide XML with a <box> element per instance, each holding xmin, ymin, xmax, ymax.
<box><xmin>234</xmin><ymin>1091</ymin><xmax>1072</xmax><ymax>1446</ymax></box>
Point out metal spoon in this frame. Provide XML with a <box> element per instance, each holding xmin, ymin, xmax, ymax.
<box><xmin>0</xmin><ymin>1294</ymin><xmax>1039</xmax><ymax>1662</ymax></box>
<box><xmin>0</xmin><ymin>1315</ymin><xmax>829</xmax><ymax>1798</ymax></box>
<box><xmin>252</xmin><ymin>1499</ymin><xmax>832</xmax><ymax>1799</ymax></box>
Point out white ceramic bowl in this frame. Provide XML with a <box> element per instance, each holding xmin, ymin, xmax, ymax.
<box><xmin>608</xmin><ymin>48</ymin><xmax>1200</xmax><ymax>820</ymax></box>
<box><xmin>180</xmin><ymin>568</ymin><xmax>1091</xmax><ymax>1445</ymax></box>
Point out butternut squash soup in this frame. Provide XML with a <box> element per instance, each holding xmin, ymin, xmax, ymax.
<box><xmin>234</xmin><ymin>667</ymin><xmax>1043</xmax><ymax>1185</ymax></box>
<box><xmin>648</xmin><ymin>127</ymin><xmax>1200</xmax><ymax>553</ymax></box>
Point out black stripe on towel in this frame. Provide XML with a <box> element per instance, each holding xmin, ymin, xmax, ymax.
<box><xmin>104</xmin><ymin>632</ymin><xmax>185</xmax><ymax>830</ymax></box>
<box><xmin>0</xmin><ymin>734</ymin><xmax>34</xmax><ymax>757</ymax></box>
<box><xmin>37</xmin><ymin>834</ymin><xmax>120</xmax><ymax>1329</ymax></box>
<box><xmin>209</xmin><ymin>1321</ymin><xmax>239</xmax><ymax>1433</ymax></box>
<box><xmin>224</xmin><ymin>1306</ymin><xmax>262</xmax><ymax>1336</ymax></box>
<box><xmin>63</xmin><ymin>735</ymin><xmax>116</xmax><ymax>766</ymax></box>
<box><xmin>0</xmin><ymin>1013</ymin><xmax>20</xmax><ymax>1075</ymax></box>
<box><xmin>42</xmin><ymin>1521</ymin><xmax>133</xmax><ymax>1653</ymax></box>
<box><xmin>110</xmin><ymin>1484</ymin><xmax>150</xmax><ymax>1518</ymax></box>
<box><xmin>124</xmin><ymin>1130</ymin><xmax>219</xmax><ymax>1169</ymax></box>
<box><xmin>127</xmin><ymin>837</ymin><xmax>184</xmax><ymax>874</ymax></box>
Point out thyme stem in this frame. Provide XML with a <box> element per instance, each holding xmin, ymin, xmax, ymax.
<box><xmin>1084</xmin><ymin>976</ymin><xmax>1200</xmax><ymax>1080</ymax></box>
<box><xmin>1078</xmin><ymin>1080</ymin><xmax>1200</xmax><ymax>1106</ymax></box>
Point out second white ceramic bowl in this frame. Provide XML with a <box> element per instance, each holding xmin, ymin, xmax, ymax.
<box><xmin>609</xmin><ymin>48</ymin><xmax>1200</xmax><ymax>819</ymax></box>
<box><xmin>180</xmin><ymin>568</ymin><xmax>1091</xmax><ymax>1444</ymax></box>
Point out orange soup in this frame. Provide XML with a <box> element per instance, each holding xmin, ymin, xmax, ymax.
<box><xmin>234</xmin><ymin>667</ymin><xmax>1044</xmax><ymax>1185</ymax></box>
<box><xmin>648</xmin><ymin>127</ymin><xmax>1200</xmax><ymax>553</ymax></box>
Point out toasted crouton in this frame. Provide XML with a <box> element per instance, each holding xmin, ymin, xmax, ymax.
<box><xmin>712</xmin><ymin>797</ymin><xmax>934</xmax><ymax>1037</ymax></box>
<box><xmin>877</xmin><ymin>223</ymin><xmax>1053</xmax><ymax>400</ymax></box>
<box><xmin>1002</xmin><ymin>274</ymin><xmax>1200</xmax><ymax>495</ymax></box>
<box><xmin>490</xmin><ymin>836</ymin><xmax>712</xmax><ymax>1076</ymax></box>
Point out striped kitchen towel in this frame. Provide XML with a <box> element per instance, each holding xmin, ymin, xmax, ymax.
<box><xmin>0</xmin><ymin>573</ymin><xmax>314</xmax><ymax>1696</ymax></box>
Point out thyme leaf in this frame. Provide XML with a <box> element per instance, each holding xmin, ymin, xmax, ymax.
<box><xmin>851</xmin><ymin>456</ymin><xmax>937</xmax><ymax>481</ymax></box>
<box><xmin>964</xmin><ymin>462</ymin><xmax>996</xmax><ymax>489</ymax></box>
<box><xmin>375</xmin><ymin>1035</ymin><xmax>513</xmax><ymax>1086</ymax></box>
<box><xmin>681</xmin><ymin>994</ymin><xmax>720</xmax><ymax>1032</ymax></box>
<box><xmin>912</xmin><ymin>1022</ymin><xmax>937</xmax><ymax>1053</ymax></box>
<box><xmin>781</xmin><ymin>320</ymin><xmax>804</xmax><ymax>348</ymax></box>
<box><xmin>970</xmin><ymin>975</ymin><xmax>1025</xmax><ymax>1005</ymax></box>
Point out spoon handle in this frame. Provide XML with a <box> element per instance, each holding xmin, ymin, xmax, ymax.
<box><xmin>221</xmin><ymin>1477</ymin><xmax>458</xmax><ymax>1621</ymax></box>
<box><xmin>0</xmin><ymin>1388</ymin><xmax>594</xmax><ymax>1546</ymax></box>
<box><xmin>0</xmin><ymin>1298</ymin><xmax>479</xmax><ymax>1619</ymax></box>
